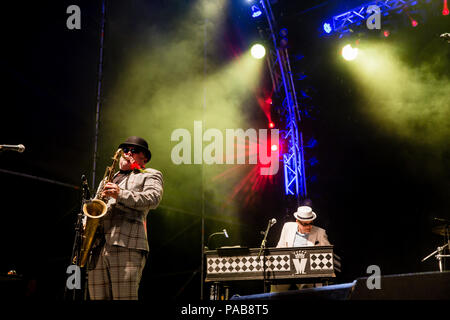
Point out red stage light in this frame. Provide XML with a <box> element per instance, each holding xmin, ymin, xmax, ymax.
<box><xmin>383</xmin><ymin>30</ymin><xmax>390</xmax><ymax>37</ymax></box>
<box><xmin>411</xmin><ymin>19</ymin><xmax>418</xmax><ymax>27</ymax></box>
<box><xmin>443</xmin><ymin>0</ymin><xmax>449</xmax><ymax>15</ymax></box>
<box><xmin>271</xmin><ymin>144</ymin><xmax>278</xmax><ymax>152</ymax></box>
<box><xmin>269</xmin><ymin>122</ymin><xmax>275</xmax><ymax>129</ymax></box>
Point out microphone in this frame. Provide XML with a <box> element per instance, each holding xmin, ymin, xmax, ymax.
<box><xmin>81</xmin><ymin>175</ymin><xmax>91</xmax><ymax>199</ymax></box>
<box><xmin>0</xmin><ymin>144</ymin><xmax>25</xmax><ymax>153</ymax></box>
<box><xmin>270</xmin><ymin>218</ymin><xmax>277</xmax><ymax>226</ymax></box>
<box><xmin>440</xmin><ymin>33</ymin><xmax>450</xmax><ymax>43</ymax></box>
<box><xmin>223</xmin><ymin>229</ymin><xmax>229</xmax><ymax>238</ymax></box>
<box><xmin>434</xmin><ymin>217</ymin><xmax>450</xmax><ymax>223</ymax></box>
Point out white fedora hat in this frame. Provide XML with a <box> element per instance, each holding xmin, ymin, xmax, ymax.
<box><xmin>293</xmin><ymin>206</ymin><xmax>317</xmax><ymax>222</ymax></box>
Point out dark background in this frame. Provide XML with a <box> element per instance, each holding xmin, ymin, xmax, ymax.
<box><xmin>0</xmin><ymin>0</ymin><xmax>448</xmax><ymax>300</ymax></box>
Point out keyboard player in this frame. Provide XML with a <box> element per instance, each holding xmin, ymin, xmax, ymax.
<box><xmin>271</xmin><ymin>205</ymin><xmax>331</xmax><ymax>292</ymax></box>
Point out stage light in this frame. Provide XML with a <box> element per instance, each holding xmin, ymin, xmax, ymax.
<box><xmin>323</xmin><ymin>23</ymin><xmax>332</xmax><ymax>34</ymax></box>
<box><xmin>250</xmin><ymin>44</ymin><xmax>266</xmax><ymax>59</ymax></box>
<box><xmin>271</xmin><ymin>144</ymin><xmax>278</xmax><ymax>152</ymax></box>
<box><xmin>279</xmin><ymin>28</ymin><xmax>288</xmax><ymax>37</ymax></box>
<box><xmin>251</xmin><ymin>5</ymin><xmax>262</xmax><ymax>18</ymax></box>
<box><xmin>278</xmin><ymin>27</ymin><xmax>289</xmax><ymax>48</ymax></box>
<box><xmin>383</xmin><ymin>30</ymin><xmax>390</xmax><ymax>37</ymax></box>
<box><xmin>269</xmin><ymin>122</ymin><xmax>275</xmax><ymax>129</ymax></box>
<box><xmin>306</xmin><ymin>138</ymin><xmax>317</xmax><ymax>148</ymax></box>
<box><xmin>341</xmin><ymin>44</ymin><xmax>358</xmax><ymax>61</ymax></box>
<box><xmin>443</xmin><ymin>0</ymin><xmax>449</xmax><ymax>15</ymax></box>
<box><xmin>308</xmin><ymin>157</ymin><xmax>318</xmax><ymax>166</ymax></box>
<box><xmin>405</xmin><ymin>12</ymin><xmax>419</xmax><ymax>27</ymax></box>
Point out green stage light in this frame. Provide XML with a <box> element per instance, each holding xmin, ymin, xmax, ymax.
<box><xmin>250</xmin><ymin>44</ymin><xmax>266</xmax><ymax>59</ymax></box>
<box><xmin>342</xmin><ymin>44</ymin><xmax>358</xmax><ymax>61</ymax></box>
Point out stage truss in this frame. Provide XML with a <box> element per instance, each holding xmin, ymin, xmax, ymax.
<box><xmin>259</xmin><ymin>0</ymin><xmax>308</xmax><ymax>200</ymax></box>
<box><xmin>325</xmin><ymin>0</ymin><xmax>435</xmax><ymax>37</ymax></box>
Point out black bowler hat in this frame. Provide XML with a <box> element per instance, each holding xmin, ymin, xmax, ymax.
<box><xmin>118</xmin><ymin>136</ymin><xmax>152</xmax><ymax>162</ymax></box>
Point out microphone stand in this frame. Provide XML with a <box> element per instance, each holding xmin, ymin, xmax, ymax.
<box><xmin>422</xmin><ymin>243</ymin><xmax>449</xmax><ymax>272</ymax></box>
<box><xmin>422</xmin><ymin>220</ymin><xmax>450</xmax><ymax>272</ymax></box>
<box><xmin>257</xmin><ymin>220</ymin><xmax>273</xmax><ymax>293</ymax></box>
<box><xmin>64</xmin><ymin>176</ymin><xmax>89</xmax><ymax>300</ymax></box>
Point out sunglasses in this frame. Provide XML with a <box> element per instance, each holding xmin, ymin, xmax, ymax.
<box><xmin>122</xmin><ymin>147</ymin><xmax>141</xmax><ymax>154</ymax></box>
<box><xmin>298</xmin><ymin>220</ymin><xmax>313</xmax><ymax>227</ymax></box>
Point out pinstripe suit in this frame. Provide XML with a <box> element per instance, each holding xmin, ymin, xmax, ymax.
<box><xmin>88</xmin><ymin>168</ymin><xmax>163</xmax><ymax>300</ymax></box>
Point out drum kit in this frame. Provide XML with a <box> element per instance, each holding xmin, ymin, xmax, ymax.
<box><xmin>422</xmin><ymin>218</ymin><xmax>450</xmax><ymax>272</ymax></box>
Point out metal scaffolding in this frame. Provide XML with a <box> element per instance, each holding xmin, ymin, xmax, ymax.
<box><xmin>325</xmin><ymin>0</ymin><xmax>427</xmax><ymax>37</ymax></box>
<box><xmin>260</xmin><ymin>0</ymin><xmax>307</xmax><ymax>200</ymax></box>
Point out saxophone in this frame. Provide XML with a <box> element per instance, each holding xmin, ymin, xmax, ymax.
<box><xmin>78</xmin><ymin>148</ymin><xmax>123</xmax><ymax>267</ymax></box>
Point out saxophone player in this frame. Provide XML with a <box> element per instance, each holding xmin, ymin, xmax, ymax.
<box><xmin>88</xmin><ymin>136</ymin><xmax>164</xmax><ymax>300</ymax></box>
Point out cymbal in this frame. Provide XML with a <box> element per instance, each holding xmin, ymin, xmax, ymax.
<box><xmin>432</xmin><ymin>225</ymin><xmax>450</xmax><ymax>236</ymax></box>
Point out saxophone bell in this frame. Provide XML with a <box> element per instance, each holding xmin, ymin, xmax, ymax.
<box><xmin>82</xmin><ymin>198</ymin><xmax>108</xmax><ymax>219</ymax></box>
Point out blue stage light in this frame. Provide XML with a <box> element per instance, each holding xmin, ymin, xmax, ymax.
<box><xmin>323</xmin><ymin>22</ymin><xmax>332</xmax><ymax>34</ymax></box>
<box><xmin>308</xmin><ymin>157</ymin><xmax>319</xmax><ymax>166</ymax></box>
<box><xmin>306</xmin><ymin>138</ymin><xmax>317</xmax><ymax>148</ymax></box>
<box><xmin>251</xmin><ymin>5</ymin><xmax>262</xmax><ymax>18</ymax></box>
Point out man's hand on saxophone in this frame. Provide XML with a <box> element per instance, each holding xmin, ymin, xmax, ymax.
<box><xmin>102</xmin><ymin>182</ymin><xmax>120</xmax><ymax>199</ymax></box>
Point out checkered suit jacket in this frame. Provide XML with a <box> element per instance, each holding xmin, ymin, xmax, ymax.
<box><xmin>98</xmin><ymin>168</ymin><xmax>164</xmax><ymax>252</ymax></box>
<box><xmin>276</xmin><ymin>222</ymin><xmax>330</xmax><ymax>248</ymax></box>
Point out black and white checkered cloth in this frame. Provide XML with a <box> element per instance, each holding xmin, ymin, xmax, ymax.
<box><xmin>207</xmin><ymin>255</ymin><xmax>291</xmax><ymax>274</ymax></box>
<box><xmin>310</xmin><ymin>253</ymin><xmax>334</xmax><ymax>270</ymax></box>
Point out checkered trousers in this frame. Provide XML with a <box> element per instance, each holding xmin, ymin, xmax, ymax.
<box><xmin>88</xmin><ymin>244</ymin><xmax>147</xmax><ymax>300</ymax></box>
